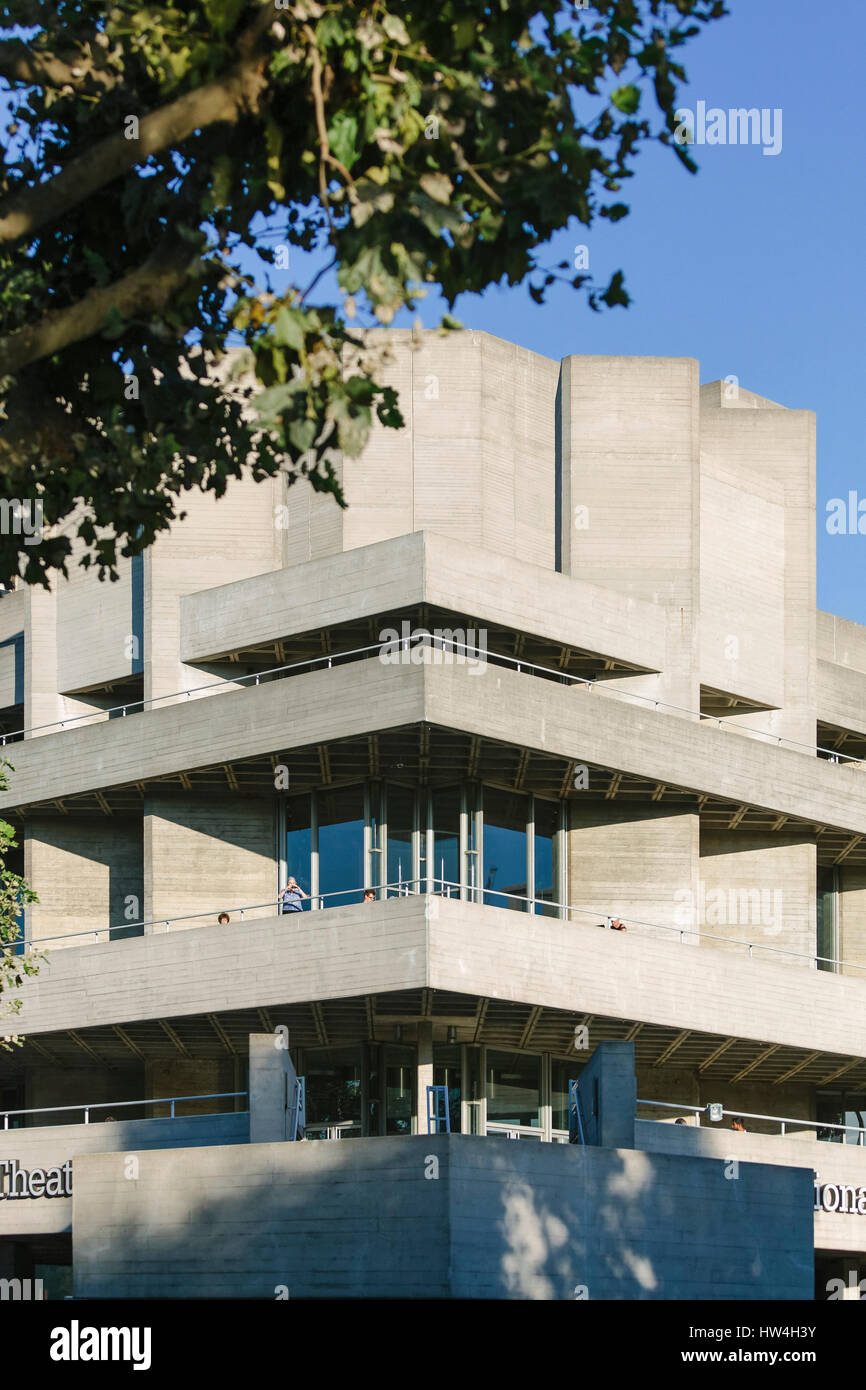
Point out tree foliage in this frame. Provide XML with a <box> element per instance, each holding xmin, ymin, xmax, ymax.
<box><xmin>0</xmin><ymin>0</ymin><xmax>725</xmax><ymax>586</ymax></box>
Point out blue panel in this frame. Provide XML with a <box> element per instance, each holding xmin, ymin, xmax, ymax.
<box><xmin>130</xmin><ymin>553</ymin><xmax>144</xmax><ymax>675</ymax></box>
<box><xmin>0</xmin><ymin>630</ymin><xmax>24</xmax><ymax>706</ymax></box>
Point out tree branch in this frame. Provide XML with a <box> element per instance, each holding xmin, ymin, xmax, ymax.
<box><xmin>0</xmin><ymin>238</ymin><xmax>201</xmax><ymax>376</ymax></box>
<box><xmin>0</xmin><ymin>2</ymin><xmax>278</xmax><ymax>247</ymax></box>
<box><xmin>302</xmin><ymin>21</ymin><xmax>356</xmax><ymax>223</ymax></box>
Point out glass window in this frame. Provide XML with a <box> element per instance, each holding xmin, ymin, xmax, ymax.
<box><xmin>817</xmin><ymin>867</ymin><xmax>837</xmax><ymax>972</ymax></box>
<box><xmin>483</xmin><ymin>789</ymin><xmax>527</xmax><ymax>911</ymax></box>
<box><xmin>534</xmin><ymin>798</ymin><xmax>561</xmax><ymax>916</ymax></box>
<box><xmin>486</xmin><ymin>1050</ymin><xmax>541</xmax><ymax>1128</ymax></box>
<box><xmin>386</xmin><ymin>785</ymin><xmax>415</xmax><ymax>896</ymax></box>
<box><xmin>318</xmin><ymin>785</ymin><xmax>365</xmax><ymax>907</ymax></box>
<box><xmin>285</xmin><ymin>794</ymin><xmax>312</xmax><ymax>909</ymax></box>
<box><xmin>431</xmin><ymin>787</ymin><xmax>460</xmax><ymax>896</ymax></box>
<box><xmin>433</xmin><ymin>1044</ymin><xmax>462</xmax><ymax>1133</ymax></box>
<box><xmin>303</xmin><ymin>1046</ymin><xmax>363</xmax><ymax>1132</ymax></box>
<box><xmin>551</xmin><ymin>1058</ymin><xmax>577</xmax><ymax>1132</ymax></box>
<box><xmin>384</xmin><ymin>1045</ymin><xmax>414</xmax><ymax>1134</ymax></box>
<box><xmin>817</xmin><ymin>1092</ymin><xmax>866</xmax><ymax>1144</ymax></box>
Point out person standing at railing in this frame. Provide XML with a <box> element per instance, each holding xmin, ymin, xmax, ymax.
<box><xmin>280</xmin><ymin>877</ymin><xmax>308</xmax><ymax>913</ymax></box>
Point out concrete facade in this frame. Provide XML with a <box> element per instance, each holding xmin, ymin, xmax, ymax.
<box><xmin>71</xmin><ymin>1133</ymin><xmax>812</xmax><ymax>1301</ymax></box>
<box><xmin>1</xmin><ymin>332</ymin><xmax>864</xmax><ymax>1300</ymax></box>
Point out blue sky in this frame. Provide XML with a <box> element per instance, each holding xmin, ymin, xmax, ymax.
<box><xmin>393</xmin><ymin>0</ymin><xmax>866</xmax><ymax>621</ymax></box>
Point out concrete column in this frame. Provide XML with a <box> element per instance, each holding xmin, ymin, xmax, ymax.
<box><xmin>416</xmin><ymin>1021</ymin><xmax>434</xmax><ymax>1135</ymax></box>
<box><xmin>577</xmin><ymin>1041</ymin><xmax>636</xmax><ymax>1149</ymax></box>
<box><xmin>838</xmin><ymin>867</ymin><xmax>866</xmax><ymax>976</ymax></box>
<box><xmin>25</xmin><ymin>574</ymin><xmax>112</xmax><ymax>737</ymax></box>
<box><xmin>699</xmin><ymin>388</ymin><xmax>816</xmax><ymax>746</ymax></box>
<box><xmin>337</xmin><ymin>331</ymin><xmax>558</xmax><ymax>568</ymax></box>
<box><xmin>559</xmin><ymin>355</ymin><xmax>701</xmax><ymax>711</ymax></box>
<box><xmin>249</xmin><ymin>1032</ymin><xmax>298</xmax><ymax>1143</ymax></box>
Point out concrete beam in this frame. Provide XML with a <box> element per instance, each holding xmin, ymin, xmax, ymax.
<box><xmin>180</xmin><ymin>530</ymin><xmax>666</xmax><ymax>678</ymax></box>
<box><xmin>10</xmin><ymin>896</ymin><xmax>866</xmax><ymax>1062</ymax></box>
<box><xmin>3</xmin><ymin>663</ymin><xmax>866</xmax><ymax>843</ymax></box>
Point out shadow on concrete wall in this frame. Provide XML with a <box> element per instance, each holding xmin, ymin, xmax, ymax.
<box><xmin>458</xmin><ymin>1139</ymin><xmax>813</xmax><ymax>1300</ymax></box>
<box><xmin>73</xmin><ymin>1136</ymin><xmax>814</xmax><ymax>1300</ymax></box>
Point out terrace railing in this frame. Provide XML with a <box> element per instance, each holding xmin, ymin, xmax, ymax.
<box><xmin>637</xmin><ymin>1097</ymin><xmax>866</xmax><ymax>1145</ymax></box>
<box><xmin>1</xmin><ymin>1090</ymin><xmax>248</xmax><ymax>1131</ymax></box>
<box><xmin>4</xmin><ymin>876</ymin><xmax>864</xmax><ymax>979</ymax></box>
<box><xmin>0</xmin><ymin>631</ymin><xmax>860</xmax><ymax>766</ymax></box>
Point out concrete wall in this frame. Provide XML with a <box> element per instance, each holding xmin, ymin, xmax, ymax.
<box><xmin>699</xmin><ymin>465</ymin><xmax>785</xmax><ymax>710</ymax></box>
<box><xmin>568</xmin><ymin>802</ymin><xmax>699</xmax><ymax>946</ymax></box>
<box><xmin>144</xmin><ymin>472</ymin><xmax>282</xmax><ymax>706</ymax></box>
<box><xmin>838</xmin><ymin>867</ymin><xmax>866</xmax><ymax>977</ymax></box>
<box><xmin>24</xmin><ymin>816</ymin><xmax>143</xmax><ymax>946</ymax></box>
<box><xmin>699</xmin><ymin>830</ymin><xmax>816</xmax><ymax>965</ymax></box>
<box><xmin>560</xmin><ymin>355</ymin><xmax>700</xmax><ymax>710</ymax></box>
<box><xmin>70</xmin><ymin>1133</ymin><xmax>812</xmax><ymax>1299</ymax></box>
<box><xmin>337</xmin><ymin>331</ymin><xmax>560</xmax><ymax>569</ymax></box>
<box><xmin>817</xmin><ymin>659</ymin><xmax>866</xmax><ymax>739</ymax></box>
<box><xmin>55</xmin><ymin>550</ymin><xmax>137</xmax><ymax>695</ymax></box>
<box><xmin>699</xmin><ymin>392</ymin><xmax>816</xmax><ymax>746</ymax></box>
<box><xmin>638</xmin><ymin>1117</ymin><xmax>866</xmax><ymax>1255</ymax></box>
<box><xmin>818</xmin><ymin>610</ymin><xmax>866</xmax><ymax>671</ymax></box>
<box><xmin>144</xmin><ymin>794</ymin><xmax>276</xmax><ymax>927</ymax></box>
<box><xmin>0</xmin><ymin>1113</ymin><xmax>247</xmax><ymax>1238</ymax></box>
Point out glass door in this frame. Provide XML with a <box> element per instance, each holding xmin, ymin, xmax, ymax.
<box><xmin>383</xmin><ymin>1045</ymin><xmax>414</xmax><ymax>1134</ymax></box>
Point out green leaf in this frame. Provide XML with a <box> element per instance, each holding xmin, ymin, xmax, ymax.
<box><xmin>272</xmin><ymin>307</ymin><xmax>307</xmax><ymax>353</ymax></box>
<box><xmin>611</xmin><ymin>85</ymin><xmax>641</xmax><ymax>114</ymax></box>
<box><xmin>289</xmin><ymin>417</ymin><xmax>318</xmax><ymax>453</ymax></box>
<box><xmin>329</xmin><ymin>111</ymin><xmax>359</xmax><ymax>170</ymax></box>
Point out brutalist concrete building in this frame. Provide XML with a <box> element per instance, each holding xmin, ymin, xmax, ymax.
<box><xmin>1</xmin><ymin>332</ymin><xmax>865</xmax><ymax>1300</ymax></box>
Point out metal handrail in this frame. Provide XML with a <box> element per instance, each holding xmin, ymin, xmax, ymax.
<box><xmin>1</xmin><ymin>1089</ymin><xmax>248</xmax><ymax>1131</ymax></box>
<box><xmin>5</xmin><ymin>875</ymin><xmax>866</xmax><ymax>978</ymax></box>
<box><xmin>637</xmin><ymin>1097</ymin><xmax>866</xmax><ymax>1144</ymax></box>
<box><xmin>0</xmin><ymin>630</ymin><xmax>860</xmax><ymax>765</ymax></box>
<box><xmin>4</xmin><ymin>876</ymin><xmax>437</xmax><ymax>953</ymax></box>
